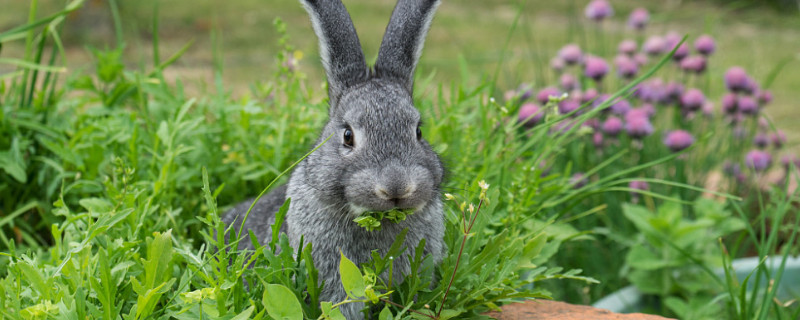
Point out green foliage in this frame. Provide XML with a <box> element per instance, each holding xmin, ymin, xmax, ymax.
<box><xmin>621</xmin><ymin>198</ymin><xmax>746</xmax><ymax>316</ymax></box>
<box><xmin>354</xmin><ymin>208</ymin><xmax>415</xmax><ymax>232</ymax></box>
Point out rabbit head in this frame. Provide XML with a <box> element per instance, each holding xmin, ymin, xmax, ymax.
<box><xmin>297</xmin><ymin>0</ymin><xmax>444</xmax><ymax>217</ymax></box>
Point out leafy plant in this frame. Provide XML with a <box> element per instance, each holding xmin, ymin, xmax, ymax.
<box><xmin>621</xmin><ymin>197</ymin><xmax>746</xmax><ymax>317</ymax></box>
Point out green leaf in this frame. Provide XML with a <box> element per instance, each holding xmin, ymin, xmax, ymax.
<box><xmin>0</xmin><ymin>151</ymin><xmax>26</xmax><ymax>183</ymax></box>
<box><xmin>261</xmin><ymin>284</ymin><xmax>303</xmax><ymax>320</ymax></box>
<box><xmin>230</xmin><ymin>306</ymin><xmax>255</xmax><ymax>320</ymax></box>
<box><xmin>437</xmin><ymin>309</ymin><xmax>463</xmax><ymax>320</ymax></box>
<box><xmin>628</xmin><ymin>269</ymin><xmax>665</xmax><ymax>294</ymax></box>
<box><xmin>339</xmin><ymin>251</ymin><xmax>366</xmax><ymax>299</ymax></box>
<box><xmin>379</xmin><ymin>305</ymin><xmax>393</xmax><ymax>320</ymax></box>
<box><xmin>79</xmin><ymin>198</ymin><xmax>113</xmax><ymax>215</ymax></box>
<box><xmin>17</xmin><ymin>260</ymin><xmax>50</xmax><ymax>300</ymax></box>
<box><xmin>303</xmin><ymin>243</ymin><xmax>321</xmax><ymax>315</ymax></box>
<box><xmin>621</xmin><ymin>203</ymin><xmax>656</xmax><ymax>234</ymax></box>
<box><xmin>320</xmin><ymin>302</ymin><xmax>346</xmax><ymax>320</ymax></box>
<box><xmin>143</xmin><ymin>230</ymin><xmax>174</xmax><ymax>288</ymax></box>
<box><xmin>626</xmin><ymin>245</ymin><xmax>676</xmax><ymax>270</ymax></box>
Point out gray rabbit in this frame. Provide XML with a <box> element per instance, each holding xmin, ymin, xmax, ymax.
<box><xmin>223</xmin><ymin>0</ymin><xmax>445</xmax><ymax>318</ymax></box>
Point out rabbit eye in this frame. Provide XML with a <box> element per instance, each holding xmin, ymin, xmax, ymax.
<box><xmin>416</xmin><ymin>126</ymin><xmax>422</xmax><ymax>140</ymax></box>
<box><xmin>343</xmin><ymin>126</ymin><xmax>355</xmax><ymax>147</ymax></box>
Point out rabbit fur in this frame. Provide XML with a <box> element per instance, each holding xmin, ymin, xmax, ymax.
<box><xmin>223</xmin><ymin>0</ymin><xmax>445</xmax><ymax>318</ymax></box>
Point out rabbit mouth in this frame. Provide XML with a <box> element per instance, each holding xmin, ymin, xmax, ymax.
<box><xmin>348</xmin><ymin>201</ymin><xmax>426</xmax><ymax>218</ymax></box>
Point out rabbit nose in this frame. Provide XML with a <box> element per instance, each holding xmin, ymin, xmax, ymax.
<box><xmin>376</xmin><ymin>185</ymin><xmax>414</xmax><ymax>201</ymax></box>
<box><xmin>375</xmin><ymin>166</ymin><xmax>415</xmax><ymax>202</ymax></box>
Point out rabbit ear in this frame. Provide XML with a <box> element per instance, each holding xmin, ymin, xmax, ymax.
<box><xmin>300</xmin><ymin>0</ymin><xmax>368</xmax><ymax>108</ymax></box>
<box><xmin>374</xmin><ymin>0</ymin><xmax>441</xmax><ymax>94</ymax></box>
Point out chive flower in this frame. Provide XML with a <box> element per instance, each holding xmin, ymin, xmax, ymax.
<box><xmin>745</xmin><ymin>150</ymin><xmax>772</xmax><ymax>172</ymax></box>
<box><xmin>663</xmin><ymin>130</ymin><xmax>694</xmax><ymax>152</ymax></box>
<box><xmin>694</xmin><ymin>35</ymin><xmax>716</xmax><ymax>56</ymax></box>
<box><xmin>585</xmin><ymin>0</ymin><xmax>614</xmax><ymax>21</ymax></box>
<box><xmin>627</xmin><ymin>8</ymin><xmax>649</xmax><ymax>30</ymax></box>
<box><xmin>518</xmin><ymin>103</ymin><xmax>544</xmax><ymax>126</ymax></box>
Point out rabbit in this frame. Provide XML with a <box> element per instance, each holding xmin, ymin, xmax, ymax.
<box><xmin>222</xmin><ymin>0</ymin><xmax>446</xmax><ymax>318</ymax></box>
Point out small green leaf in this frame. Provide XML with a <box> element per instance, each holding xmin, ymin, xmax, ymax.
<box><xmin>230</xmin><ymin>306</ymin><xmax>255</xmax><ymax>320</ymax></box>
<box><xmin>79</xmin><ymin>198</ymin><xmax>113</xmax><ymax>215</ymax></box>
<box><xmin>0</xmin><ymin>151</ymin><xmax>26</xmax><ymax>183</ymax></box>
<box><xmin>262</xmin><ymin>284</ymin><xmax>303</xmax><ymax>320</ymax></box>
<box><xmin>339</xmin><ymin>251</ymin><xmax>366</xmax><ymax>299</ymax></box>
<box><xmin>320</xmin><ymin>302</ymin><xmax>346</xmax><ymax>320</ymax></box>
<box><xmin>378</xmin><ymin>305</ymin><xmax>393</xmax><ymax>320</ymax></box>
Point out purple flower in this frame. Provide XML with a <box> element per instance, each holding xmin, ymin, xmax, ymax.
<box><xmin>732</xmin><ymin>126</ymin><xmax>747</xmax><ymax>140</ymax></box>
<box><xmin>663</xmin><ymin>130</ymin><xmax>695</xmax><ymax>152</ymax></box>
<box><xmin>626</xmin><ymin>107</ymin><xmax>652</xmax><ymax>122</ymax></box>
<box><xmin>618</xmin><ymin>40</ymin><xmax>638</xmax><ymax>55</ymax></box>
<box><xmin>744</xmin><ymin>77</ymin><xmax>759</xmax><ymax>95</ymax></box>
<box><xmin>680</xmin><ymin>88</ymin><xmax>706</xmax><ymax>112</ymax></box>
<box><xmin>551</xmin><ymin>120</ymin><xmax>577</xmax><ymax>134</ymax></box>
<box><xmin>551</xmin><ymin>56</ymin><xmax>566</xmax><ymax>72</ymax></box>
<box><xmin>679</xmin><ymin>55</ymin><xmax>707</xmax><ymax>73</ymax></box>
<box><xmin>592</xmin><ymin>94</ymin><xmax>611</xmax><ymax>109</ymax></box>
<box><xmin>641</xmin><ymin>104</ymin><xmax>657</xmax><ymax>118</ymax></box>
<box><xmin>593</xmin><ymin>132</ymin><xmax>604</xmax><ymax>148</ymax></box>
<box><xmin>504</xmin><ymin>90</ymin><xmax>517</xmax><ymax>102</ymax></box>
<box><xmin>757</xmin><ymin>90</ymin><xmax>773</xmax><ymax>105</ymax></box>
<box><xmin>724</xmin><ymin>67</ymin><xmax>750</xmax><ymax>92</ymax></box>
<box><xmin>570</xmin><ymin>172</ymin><xmax>589</xmax><ymax>188</ymax></box>
<box><xmin>558</xmin><ymin>99</ymin><xmax>581</xmax><ymax>115</ymax></box>
<box><xmin>738</xmin><ymin>95</ymin><xmax>759</xmax><ymax>115</ymax></box>
<box><xmin>584</xmin><ymin>56</ymin><xmax>610</xmax><ymax>81</ymax></box>
<box><xmin>584</xmin><ymin>118</ymin><xmax>601</xmax><ymax>130</ymax></box>
<box><xmin>694</xmin><ymin>35</ymin><xmax>716</xmax><ymax>56</ymax></box>
<box><xmin>772</xmin><ymin>131</ymin><xmax>787</xmax><ymax>149</ymax></box>
<box><xmin>723</xmin><ymin>161</ymin><xmax>742</xmax><ymax>176</ymax></box>
<box><xmin>665</xmin><ymin>81</ymin><xmax>685</xmax><ymax>103</ymax></box>
<box><xmin>559</xmin><ymin>44</ymin><xmax>583</xmax><ymax>65</ymax></box>
<box><xmin>518</xmin><ymin>103</ymin><xmax>544</xmax><ymax>126</ymax></box>
<box><xmin>754</xmin><ymin>133</ymin><xmax>769</xmax><ymax>149</ymax></box>
<box><xmin>721</xmin><ymin>93</ymin><xmax>738</xmax><ymax>114</ymax></box>
<box><xmin>516</xmin><ymin>83</ymin><xmax>533</xmax><ymax>101</ymax></box>
<box><xmin>759</xmin><ymin>117</ymin><xmax>769</xmax><ymax>130</ymax></box>
<box><xmin>602</xmin><ymin>116</ymin><xmax>624</xmax><ymax>136</ymax></box>
<box><xmin>625</xmin><ymin>116</ymin><xmax>654</xmax><ymax>139</ymax></box>
<box><xmin>585</xmin><ymin>0</ymin><xmax>614</xmax><ymax>21</ymax></box>
<box><xmin>629</xmin><ymin>180</ymin><xmax>650</xmax><ymax>201</ymax></box>
<box><xmin>643</xmin><ymin>36</ymin><xmax>666</xmax><ymax>56</ymax></box>
<box><xmin>702</xmin><ymin>101</ymin><xmax>715</xmax><ymax>117</ymax></box>
<box><xmin>665</xmin><ymin>32</ymin><xmax>689</xmax><ymax>61</ymax></box>
<box><xmin>745</xmin><ymin>150</ymin><xmax>772</xmax><ymax>172</ymax></box>
<box><xmin>614</xmin><ymin>55</ymin><xmax>639</xmax><ymax>79</ymax></box>
<box><xmin>560</xmin><ymin>74</ymin><xmax>579</xmax><ymax>91</ymax></box>
<box><xmin>781</xmin><ymin>155</ymin><xmax>800</xmax><ymax>170</ymax></box>
<box><xmin>628</xmin><ymin>8</ymin><xmax>649</xmax><ymax>30</ymax></box>
<box><xmin>581</xmin><ymin>88</ymin><xmax>599</xmax><ymax>104</ymax></box>
<box><xmin>610</xmin><ymin>99</ymin><xmax>632</xmax><ymax>115</ymax></box>
<box><xmin>537</xmin><ymin>86</ymin><xmax>562</xmax><ymax>105</ymax></box>
<box><xmin>633</xmin><ymin>53</ymin><xmax>648</xmax><ymax>66</ymax></box>
<box><xmin>635</xmin><ymin>79</ymin><xmax>665</xmax><ymax>103</ymax></box>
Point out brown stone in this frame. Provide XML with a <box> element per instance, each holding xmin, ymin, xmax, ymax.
<box><xmin>483</xmin><ymin>300</ymin><xmax>675</xmax><ymax>320</ymax></box>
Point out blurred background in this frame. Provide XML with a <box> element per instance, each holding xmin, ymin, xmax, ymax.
<box><xmin>1</xmin><ymin>0</ymin><xmax>799</xmax><ymax>146</ymax></box>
